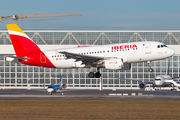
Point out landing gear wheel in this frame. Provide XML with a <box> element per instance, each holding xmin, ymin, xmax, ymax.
<box><xmin>49</xmin><ymin>92</ymin><xmax>52</xmax><ymax>95</ymax></box>
<box><xmin>95</xmin><ymin>72</ymin><xmax>101</xmax><ymax>78</ymax></box>
<box><xmin>88</xmin><ymin>72</ymin><xmax>95</xmax><ymax>78</ymax></box>
<box><xmin>149</xmin><ymin>68</ymin><xmax>153</xmax><ymax>72</ymax></box>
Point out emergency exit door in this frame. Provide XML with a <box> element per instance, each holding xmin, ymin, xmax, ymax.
<box><xmin>40</xmin><ymin>53</ymin><xmax>46</xmax><ymax>63</ymax></box>
<box><xmin>145</xmin><ymin>43</ymin><xmax>151</xmax><ymax>54</ymax></box>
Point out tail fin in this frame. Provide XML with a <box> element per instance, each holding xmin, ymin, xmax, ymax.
<box><xmin>6</xmin><ymin>23</ymin><xmax>41</xmax><ymax>55</ymax></box>
<box><xmin>58</xmin><ymin>75</ymin><xmax>63</xmax><ymax>85</ymax></box>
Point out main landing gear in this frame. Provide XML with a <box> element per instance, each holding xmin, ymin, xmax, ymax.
<box><xmin>88</xmin><ymin>68</ymin><xmax>101</xmax><ymax>78</ymax></box>
<box><xmin>147</xmin><ymin>61</ymin><xmax>153</xmax><ymax>72</ymax></box>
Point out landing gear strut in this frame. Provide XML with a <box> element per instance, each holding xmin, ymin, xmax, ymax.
<box><xmin>88</xmin><ymin>68</ymin><xmax>101</xmax><ymax>78</ymax></box>
<box><xmin>147</xmin><ymin>61</ymin><xmax>153</xmax><ymax>72</ymax></box>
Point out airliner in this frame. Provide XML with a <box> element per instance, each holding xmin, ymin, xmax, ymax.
<box><xmin>6</xmin><ymin>23</ymin><xmax>175</xmax><ymax>78</ymax></box>
<box><xmin>47</xmin><ymin>75</ymin><xmax>66</xmax><ymax>95</ymax></box>
<box><xmin>119</xmin><ymin>60</ymin><xmax>180</xmax><ymax>91</ymax></box>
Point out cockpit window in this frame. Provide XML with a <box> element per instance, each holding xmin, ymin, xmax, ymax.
<box><xmin>157</xmin><ymin>45</ymin><xmax>167</xmax><ymax>48</ymax></box>
<box><xmin>48</xmin><ymin>86</ymin><xmax>53</xmax><ymax>88</ymax></box>
<box><xmin>155</xmin><ymin>79</ymin><xmax>161</xmax><ymax>81</ymax></box>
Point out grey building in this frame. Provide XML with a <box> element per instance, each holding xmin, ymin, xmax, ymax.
<box><xmin>0</xmin><ymin>31</ymin><xmax>179</xmax><ymax>89</ymax></box>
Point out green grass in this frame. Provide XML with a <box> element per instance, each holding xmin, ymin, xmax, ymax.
<box><xmin>0</xmin><ymin>100</ymin><xmax>180</xmax><ymax>120</ymax></box>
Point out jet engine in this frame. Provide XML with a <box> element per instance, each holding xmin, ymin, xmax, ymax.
<box><xmin>104</xmin><ymin>59</ymin><xmax>131</xmax><ymax>70</ymax></box>
<box><xmin>139</xmin><ymin>82</ymin><xmax>146</xmax><ymax>90</ymax></box>
<box><xmin>60</xmin><ymin>83</ymin><xmax>67</xmax><ymax>90</ymax></box>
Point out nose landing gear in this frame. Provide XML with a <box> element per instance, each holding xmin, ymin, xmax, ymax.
<box><xmin>147</xmin><ymin>61</ymin><xmax>153</xmax><ymax>72</ymax></box>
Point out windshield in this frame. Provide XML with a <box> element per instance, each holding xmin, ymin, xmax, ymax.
<box><xmin>48</xmin><ymin>86</ymin><xmax>53</xmax><ymax>88</ymax></box>
<box><xmin>155</xmin><ymin>79</ymin><xmax>161</xmax><ymax>81</ymax></box>
<box><xmin>157</xmin><ymin>44</ymin><xmax>167</xmax><ymax>48</ymax></box>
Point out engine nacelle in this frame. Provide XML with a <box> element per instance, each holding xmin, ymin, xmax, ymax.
<box><xmin>139</xmin><ymin>82</ymin><xmax>146</xmax><ymax>90</ymax></box>
<box><xmin>60</xmin><ymin>84</ymin><xmax>67</xmax><ymax>90</ymax></box>
<box><xmin>105</xmin><ymin>59</ymin><xmax>123</xmax><ymax>70</ymax></box>
<box><xmin>104</xmin><ymin>59</ymin><xmax>131</xmax><ymax>70</ymax></box>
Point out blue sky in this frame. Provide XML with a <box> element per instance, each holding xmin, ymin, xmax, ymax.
<box><xmin>0</xmin><ymin>0</ymin><xmax>180</xmax><ymax>30</ymax></box>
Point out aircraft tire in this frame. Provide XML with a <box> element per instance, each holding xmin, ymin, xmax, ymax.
<box><xmin>88</xmin><ymin>72</ymin><xmax>95</xmax><ymax>78</ymax></box>
<box><xmin>95</xmin><ymin>72</ymin><xmax>101</xmax><ymax>78</ymax></box>
<box><xmin>149</xmin><ymin>68</ymin><xmax>153</xmax><ymax>72</ymax></box>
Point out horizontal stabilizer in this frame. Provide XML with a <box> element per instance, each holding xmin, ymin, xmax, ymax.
<box><xmin>6</xmin><ymin>56</ymin><xmax>29</xmax><ymax>63</ymax></box>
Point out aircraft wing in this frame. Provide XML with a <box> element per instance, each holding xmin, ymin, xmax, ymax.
<box><xmin>172</xmin><ymin>77</ymin><xmax>180</xmax><ymax>79</ymax></box>
<box><xmin>117</xmin><ymin>78</ymin><xmax>154</xmax><ymax>84</ymax></box>
<box><xmin>59</xmin><ymin>51</ymin><xmax>114</xmax><ymax>64</ymax></box>
<box><xmin>175</xmin><ymin>81</ymin><xmax>180</xmax><ymax>84</ymax></box>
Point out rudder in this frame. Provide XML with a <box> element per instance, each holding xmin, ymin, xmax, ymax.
<box><xmin>6</xmin><ymin>23</ymin><xmax>41</xmax><ymax>55</ymax></box>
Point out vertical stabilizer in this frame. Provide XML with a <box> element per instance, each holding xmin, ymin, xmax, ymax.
<box><xmin>6</xmin><ymin>23</ymin><xmax>41</xmax><ymax>55</ymax></box>
<box><xmin>58</xmin><ymin>75</ymin><xmax>63</xmax><ymax>85</ymax></box>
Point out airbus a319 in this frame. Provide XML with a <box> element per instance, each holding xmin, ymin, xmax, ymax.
<box><xmin>6</xmin><ymin>24</ymin><xmax>175</xmax><ymax>78</ymax></box>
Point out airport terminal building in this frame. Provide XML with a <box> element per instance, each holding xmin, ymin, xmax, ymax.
<box><xmin>0</xmin><ymin>30</ymin><xmax>180</xmax><ymax>89</ymax></box>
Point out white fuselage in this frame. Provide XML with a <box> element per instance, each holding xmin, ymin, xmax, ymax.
<box><xmin>154</xmin><ymin>75</ymin><xmax>173</xmax><ymax>87</ymax></box>
<box><xmin>43</xmin><ymin>41</ymin><xmax>174</xmax><ymax>69</ymax></box>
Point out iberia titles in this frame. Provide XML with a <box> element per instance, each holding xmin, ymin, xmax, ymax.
<box><xmin>111</xmin><ymin>44</ymin><xmax>137</xmax><ymax>50</ymax></box>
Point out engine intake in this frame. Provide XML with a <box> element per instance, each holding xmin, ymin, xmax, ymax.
<box><xmin>60</xmin><ymin>83</ymin><xmax>67</xmax><ymax>90</ymax></box>
<box><xmin>139</xmin><ymin>82</ymin><xmax>146</xmax><ymax>90</ymax></box>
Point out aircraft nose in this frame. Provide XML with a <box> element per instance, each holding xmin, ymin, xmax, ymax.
<box><xmin>168</xmin><ymin>48</ymin><xmax>175</xmax><ymax>56</ymax></box>
<box><xmin>47</xmin><ymin>88</ymin><xmax>53</xmax><ymax>93</ymax></box>
<box><xmin>165</xmin><ymin>48</ymin><xmax>175</xmax><ymax>57</ymax></box>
